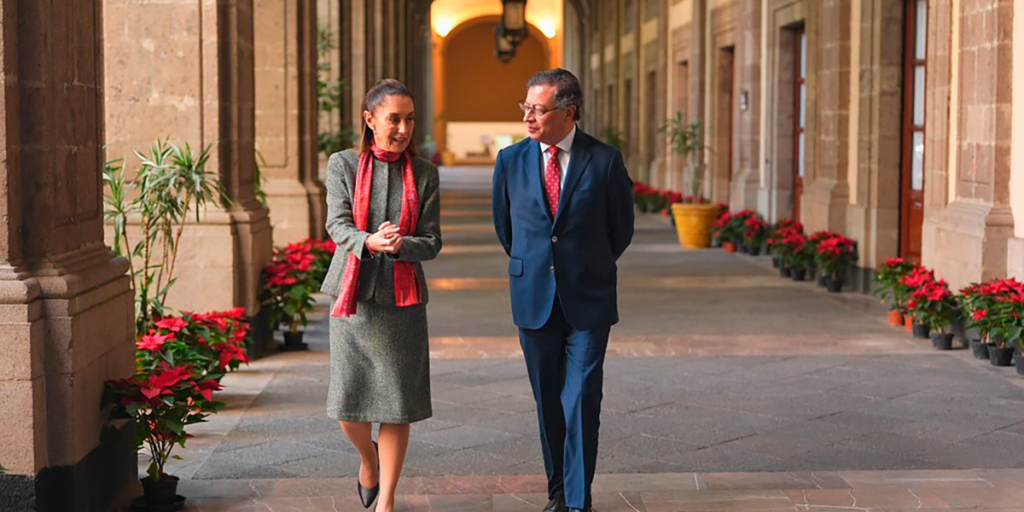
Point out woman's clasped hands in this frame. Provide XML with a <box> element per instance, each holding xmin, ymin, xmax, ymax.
<box><xmin>366</xmin><ymin>221</ymin><xmax>404</xmax><ymax>256</ymax></box>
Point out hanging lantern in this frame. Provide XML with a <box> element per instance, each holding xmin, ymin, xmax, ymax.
<box><xmin>494</xmin><ymin>25</ymin><xmax>516</xmax><ymax>63</ymax></box>
<box><xmin>500</xmin><ymin>0</ymin><xmax>528</xmax><ymax>45</ymax></box>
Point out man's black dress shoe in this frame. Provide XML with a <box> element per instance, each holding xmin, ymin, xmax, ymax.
<box><xmin>542</xmin><ymin>494</ymin><xmax>567</xmax><ymax>512</ymax></box>
<box><xmin>357</xmin><ymin>441</ymin><xmax>380</xmax><ymax>508</ymax></box>
<box><xmin>567</xmin><ymin>509</ymin><xmax>594</xmax><ymax>512</ymax></box>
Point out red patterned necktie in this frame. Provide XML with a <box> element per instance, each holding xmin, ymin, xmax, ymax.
<box><xmin>544</xmin><ymin>146</ymin><xmax>561</xmax><ymax>217</ymax></box>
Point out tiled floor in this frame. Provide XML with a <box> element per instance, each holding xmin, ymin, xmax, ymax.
<box><xmin>123</xmin><ymin>167</ymin><xmax>1024</xmax><ymax>512</ymax></box>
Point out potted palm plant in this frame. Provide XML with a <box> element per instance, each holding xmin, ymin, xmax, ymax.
<box><xmin>662</xmin><ymin>114</ymin><xmax>718</xmax><ymax>248</ymax></box>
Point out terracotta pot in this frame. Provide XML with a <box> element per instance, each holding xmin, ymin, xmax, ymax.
<box><xmin>671</xmin><ymin>203</ymin><xmax>720</xmax><ymax>249</ymax></box>
<box><xmin>887</xmin><ymin>309</ymin><xmax>905</xmax><ymax>328</ymax></box>
<box><xmin>904</xmin><ymin>314</ymin><xmax>914</xmax><ymax>332</ymax></box>
<box><xmin>722</xmin><ymin>241</ymin><xmax>737</xmax><ymax>253</ymax></box>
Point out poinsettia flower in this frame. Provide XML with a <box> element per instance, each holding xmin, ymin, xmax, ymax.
<box><xmin>972</xmin><ymin>309</ymin><xmax>988</xmax><ymax>321</ymax></box>
<box><xmin>155</xmin><ymin>317</ymin><xmax>189</xmax><ymax>333</ymax></box>
<box><xmin>907</xmin><ymin>299</ymin><xmax>917</xmax><ymax>309</ymax></box>
<box><xmin>137</xmin><ymin>331</ymin><xmax>174</xmax><ymax>351</ymax></box>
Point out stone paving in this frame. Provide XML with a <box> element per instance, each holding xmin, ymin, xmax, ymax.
<box><xmin>145</xmin><ymin>167</ymin><xmax>1024</xmax><ymax>511</ymax></box>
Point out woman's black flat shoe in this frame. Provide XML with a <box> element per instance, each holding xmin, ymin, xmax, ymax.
<box><xmin>358</xmin><ymin>441</ymin><xmax>380</xmax><ymax>508</ymax></box>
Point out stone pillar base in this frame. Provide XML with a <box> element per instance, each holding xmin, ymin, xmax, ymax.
<box><xmin>801</xmin><ymin>177</ymin><xmax>849</xmax><ymax>233</ymax></box>
<box><xmin>923</xmin><ymin>201</ymin><xmax>1014</xmax><ymax>288</ymax></box>
<box><xmin>0</xmin><ymin>245</ymin><xmax>137</xmax><ymax>512</ymax></box>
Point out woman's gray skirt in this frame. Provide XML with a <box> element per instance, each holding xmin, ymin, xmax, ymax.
<box><xmin>327</xmin><ymin>300</ymin><xmax>432</xmax><ymax>423</ymax></box>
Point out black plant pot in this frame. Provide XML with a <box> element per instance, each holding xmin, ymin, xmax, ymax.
<box><xmin>771</xmin><ymin>256</ymin><xmax>780</xmax><ymax>268</ymax></box>
<box><xmin>825</xmin><ymin>276</ymin><xmax>844</xmax><ymax>293</ymax></box>
<box><xmin>1017</xmin><ymin>355</ymin><xmax>1024</xmax><ymax>376</ymax></box>
<box><xmin>912</xmin><ymin>323</ymin><xmax>930</xmax><ymax>339</ymax></box>
<box><xmin>790</xmin><ymin>267</ymin><xmax>807</xmax><ymax>281</ymax></box>
<box><xmin>281</xmin><ymin>331</ymin><xmax>309</xmax><ymax>351</ymax></box>
<box><xmin>738</xmin><ymin>243</ymin><xmax>749</xmax><ymax>254</ymax></box>
<box><xmin>817</xmin><ymin>275</ymin><xmax>828</xmax><ymax>288</ymax></box>
<box><xmin>988</xmin><ymin>346</ymin><xmax>1014</xmax><ymax>367</ymax></box>
<box><xmin>931</xmin><ymin>333</ymin><xmax>954</xmax><ymax>351</ymax></box>
<box><xmin>747</xmin><ymin>245</ymin><xmax>761</xmax><ymax>256</ymax></box>
<box><xmin>134</xmin><ymin>476</ymin><xmax>185</xmax><ymax>511</ymax></box>
<box><xmin>970</xmin><ymin>339</ymin><xmax>990</xmax><ymax>360</ymax></box>
<box><xmin>780</xmin><ymin>266</ymin><xmax>792</xmax><ymax>278</ymax></box>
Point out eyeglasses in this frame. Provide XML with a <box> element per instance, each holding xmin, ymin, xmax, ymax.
<box><xmin>518</xmin><ymin>101</ymin><xmax>562</xmax><ymax>117</ymax></box>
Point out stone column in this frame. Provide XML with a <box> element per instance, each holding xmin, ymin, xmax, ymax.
<box><xmin>925</xmin><ymin>0</ymin><xmax>1014</xmax><ymax>287</ymax></box>
<box><xmin>104</xmin><ymin>0</ymin><xmax>273</xmax><ymax>316</ymax></box>
<box><xmin>0</xmin><ymin>1</ymin><xmax>136</xmax><ymax>510</ymax></box>
<box><xmin>801</xmin><ymin>0</ymin><xmax>852</xmax><ymax>233</ymax></box>
<box><xmin>846</xmin><ymin>0</ymin><xmax>903</xmax><ymax>289</ymax></box>
<box><xmin>255</xmin><ymin>0</ymin><xmax>326</xmax><ymax>245</ymax></box>
<box><xmin>730</xmin><ymin>0</ymin><xmax>761</xmax><ymax>211</ymax></box>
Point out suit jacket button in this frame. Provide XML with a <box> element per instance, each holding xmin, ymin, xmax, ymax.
<box><xmin>549</xmin><ymin>266</ymin><xmax>555</xmax><ymax>273</ymax></box>
<box><xmin>551</xmin><ymin>236</ymin><xmax>558</xmax><ymax>243</ymax></box>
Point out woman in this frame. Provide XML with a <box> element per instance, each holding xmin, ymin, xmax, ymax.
<box><xmin>320</xmin><ymin>78</ymin><xmax>441</xmax><ymax>512</ymax></box>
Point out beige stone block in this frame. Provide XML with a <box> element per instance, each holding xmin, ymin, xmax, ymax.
<box><xmin>0</xmin><ymin>378</ymin><xmax>45</xmax><ymax>474</ymax></box>
<box><xmin>70</xmin><ymin>359</ymin><xmax>110</xmax><ymax>464</ymax></box>
<box><xmin>0</xmin><ymin>319</ymin><xmax>44</xmax><ymax>380</ymax></box>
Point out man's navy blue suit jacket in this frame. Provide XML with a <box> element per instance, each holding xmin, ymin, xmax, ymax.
<box><xmin>492</xmin><ymin>128</ymin><xmax>635</xmax><ymax>331</ymax></box>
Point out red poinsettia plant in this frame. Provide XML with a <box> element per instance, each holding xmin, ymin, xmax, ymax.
<box><xmin>775</xmin><ymin>231</ymin><xmax>812</xmax><ymax>269</ymax></box>
<box><xmin>632</xmin><ymin>182</ymin><xmax>660</xmax><ymax>212</ymax></box>
<box><xmin>137</xmin><ymin>308</ymin><xmax>251</xmax><ymax>381</ymax></box>
<box><xmin>813</xmin><ymin>234</ymin><xmax>858</xmax><ymax>279</ymax></box>
<box><xmin>874</xmin><ymin>258</ymin><xmax>919</xmax><ymax>312</ymax></box>
<box><xmin>766</xmin><ymin>220</ymin><xmax>804</xmax><ymax>257</ymax></box>
<box><xmin>102</xmin><ymin>362</ymin><xmax>224</xmax><ymax>481</ymax></box>
<box><xmin>906</xmin><ymin>276</ymin><xmax>959</xmax><ymax>332</ymax></box>
<box><xmin>741</xmin><ymin>214</ymin><xmax>768</xmax><ymax>250</ymax></box>
<box><xmin>262</xmin><ymin>240</ymin><xmax>329</xmax><ymax>334</ymax></box>
<box><xmin>961</xmin><ymin>278</ymin><xmax>1024</xmax><ymax>348</ymax></box>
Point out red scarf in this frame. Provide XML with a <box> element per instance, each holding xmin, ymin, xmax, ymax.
<box><xmin>330</xmin><ymin>145</ymin><xmax>422</xmax><ymax>317</ymax></box>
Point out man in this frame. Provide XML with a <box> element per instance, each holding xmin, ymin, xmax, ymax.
<box><xmin>492</xmin><ymin>69</ymin><xmax>634</xmax><ymax>512</ymax></box>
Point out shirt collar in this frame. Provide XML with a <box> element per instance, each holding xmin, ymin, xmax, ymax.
<box><xmin>540</xmin><ymin>125</ymin><xmax>576</xmax><ymax>155</ymax></box>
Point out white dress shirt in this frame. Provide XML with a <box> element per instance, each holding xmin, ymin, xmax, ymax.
<box><xmin>539</xmin><ymin>125</ymin><xmax>576</xmax><ymax>191</ymax></box>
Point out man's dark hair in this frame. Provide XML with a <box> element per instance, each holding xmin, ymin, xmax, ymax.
<box><xmin>527</xmin><ymin>68</ymin><xmax>583</xmax><ymax>121</ymax></box>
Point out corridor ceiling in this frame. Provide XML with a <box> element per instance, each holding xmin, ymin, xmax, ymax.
<box><xmin>431</xmin><ymin>0</ymin><xmax>562</xmax><ymax>38</ymax></box>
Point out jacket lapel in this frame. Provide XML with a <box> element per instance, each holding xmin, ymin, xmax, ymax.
<box><xmin>522</xmin><ymin>139</ymin><xmax>553</xmax><ymax>224</ymax></box>
<box><xmin>553</xmin><ymin>129</ymin><xmax>593</xmax><ymax>226</ymax></box>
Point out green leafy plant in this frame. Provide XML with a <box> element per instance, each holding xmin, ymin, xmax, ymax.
<box><xmin>0</xmin><ymin>463</ymin><xmax>6</xmax><ymax>475</ymax></box>
<box><xmin>104</xmin><ymin>140</ymin><xmax>232</xmax><ymax>334</ymax></box>
<box><xmin>659</xmin><ymin>114</ymin><xmax>712</xmax><ymax>200</ymax></box>
<box><xmin>317</xmin><ymin>25</ymin><xmax>357</xmax><ymax>156</ymax></box>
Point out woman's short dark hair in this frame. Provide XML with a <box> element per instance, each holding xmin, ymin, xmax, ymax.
<box><xmin>527</xmin><ymin>69</ymin><xmax>583</xmax><ymax>121</ymax></box>
<box><xmin>359</xmin><ymin>78</ymin><xmax>417</xmax><ymax>155</ymax></box>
